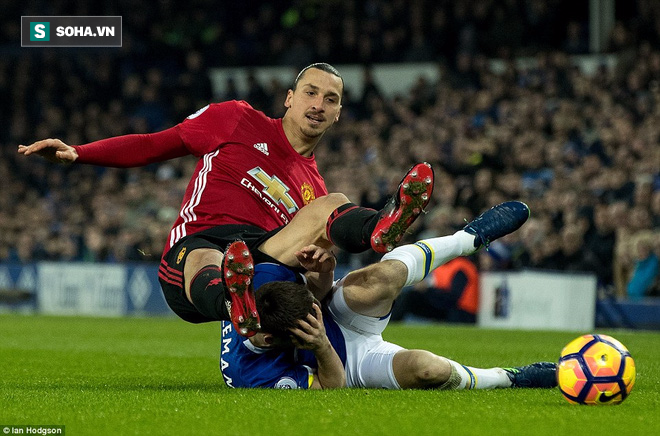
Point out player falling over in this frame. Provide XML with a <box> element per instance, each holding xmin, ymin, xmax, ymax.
<box><xmin>18</xmin><ymin>63</ymin><xmax>434</xmax><ymax>337</ymax></box>
<box><xmin>220</xmin><ymin>200</ymin><xmax>558</xmax><ymax>390</ymax></box>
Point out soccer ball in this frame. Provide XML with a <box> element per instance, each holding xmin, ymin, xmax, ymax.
<box><xmin>557</xmin><ymin>334</ymin><xmax>635</xmax><ymax>405</ymax></box>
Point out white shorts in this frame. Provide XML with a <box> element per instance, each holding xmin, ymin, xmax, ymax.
<box><xmin>326</xmin><ymin>278</ymin><xmax>404</xmax><ymax>389</ymax></box>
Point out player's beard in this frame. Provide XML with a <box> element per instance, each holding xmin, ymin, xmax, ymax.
<box><xmin>300</xmin><ymin>116</ymin><xmax>328</xmax><ymax>138</ymax></box>
<box><xmin>300</xmin><ymin>124</ymin><xmax>325</xmax><ymax>138</ymax></box>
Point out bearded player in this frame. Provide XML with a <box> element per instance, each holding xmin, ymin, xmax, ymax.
<box><xmin>18</xmin><ymin>63</ymin><xmax>433</xmax><ymax>336</ymax></box>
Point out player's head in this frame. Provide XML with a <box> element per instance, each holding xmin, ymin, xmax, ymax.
<box><xmin>284</xmin><ymin>63</ymin><xmax>343</xmax><ymax>140</ymax></box>
<box><xmin>292</xmin><ymin>63</ymin><xmax>344</xmax><ymax>96</ymax></box>
<box><xmin>255</xmin><ymin>280</ymin><xmax>315</xmax><ymax>346</ymax></box>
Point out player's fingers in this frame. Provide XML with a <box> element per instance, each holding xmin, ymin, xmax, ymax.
<box><xmin>289</xmin><ymin>327</ymin><xmax>313</xmax><ymax>345</ymax></box>
<box><xmin>34</xmin><ymin>138</ymin><xmax>66</xmax><ymax>153</ymax></box>
<box><xmin>312</xmin><ymin>303</ymin><xmax>323</xmax><ymax>320</ymax></box>
<box><xmin>301</xmin><ymin>244</ymin><xmax>322</xmax><ymax>255</ymax></box>
<box><xmin>300</xmin><ymin>312</ymin><xmax>322</xmax><ymax>332</ymax></box>
<box><xmin>295</xmin><ymin>318</ymin><xmax>315</xmax><ymax>334</ymax></box>
<box><xmin>20</xmin><ymin>139</ymin><xmax>51</xmax><ymax>155</ymax></box>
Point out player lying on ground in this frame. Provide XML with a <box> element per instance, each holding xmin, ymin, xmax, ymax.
<box><xmin>220</xmin><ymin>200</ymin><xmax>558</xmax><ymax>389</ymax></box>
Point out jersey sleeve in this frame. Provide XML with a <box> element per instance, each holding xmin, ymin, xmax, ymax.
<box><xmin>74</xmin><ymin>127</ymin><xmax>188</xmax><ymax>167</ymax></box>
<box><xmin>175</xmin><ymin>101</ymin><xmax>246</xmax><ymax>157</ymax></box>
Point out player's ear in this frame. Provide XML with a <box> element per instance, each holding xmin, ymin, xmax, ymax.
<box><xmin>334</xmin><ymin>105</ymin><xmax>342</xmax><ymax>122</ymax></box>
<box><xmin>263</xmin><ymin>334</ymin><xmax>275</xmax><ymax>346</ymax></box>
<box><xmin>284</xmin><ymin>89</ymin><xmax>294</xmax><ymax>108</ymax></box>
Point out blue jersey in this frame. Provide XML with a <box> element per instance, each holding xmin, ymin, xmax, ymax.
<box><xmin>220</xmin><ymin>263</ymin><xmax>346</xmax><ymax>388</ymax></box>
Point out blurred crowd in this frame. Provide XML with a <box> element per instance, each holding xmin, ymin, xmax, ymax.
<box><xmin>0</xmin><ymin>0</ymin><xmax>600</xmax><ymax>64</ymax></box>
<box><xmin>1</xmin><ymin>0</ymin><xmax>660</xmax><ymax>301</ymax></box>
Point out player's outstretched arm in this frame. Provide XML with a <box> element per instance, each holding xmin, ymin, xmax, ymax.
<box><xmin>18</xmin><ymin>138</ymin><xmax>78</xmax><ymax>164</ymax></box>
<box><xmin>19</xmin><ymin>128</ymin><xmax>189</xmax><ymax>168</ymax></box>
<box><xmin>290</xmin><ymin>303</ymin><xmax>345</xmax><ymax>389</ymax></box>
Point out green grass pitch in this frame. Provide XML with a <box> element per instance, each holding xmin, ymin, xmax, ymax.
<box><xmin>1</xmin><ymin>315</ymin><xmax>658</xmax><ymax>435</ymax></box>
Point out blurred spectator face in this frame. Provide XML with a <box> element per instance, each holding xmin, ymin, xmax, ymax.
<box><xmin>651</xmin><ymin>190</ymin><xmax>660</xmax><ymax>218</ymax></box>
<box><xmin>582</xmin><ymin>154</ymin><xmax>603</xmax><ymax>178</ymax></box>
<box><xmin>474</xmin><ymin>168</ymin><xmax>493</xmax><ymax>194</ymax></box>
<box><xmin>541</xmin><ymin>233</ymin><xmax>562</xmax><ymax>257</ymax></box>
<box><xmin>520</xmin><ymin>218</ymin><xmax>546</xmax><ymax>248</ymax></box>
<box><xmin>496</xmin><ymin>172</ymin><xmax>522</xmax><ymax>197</ymax></box>
<box><xmin>633</xmin><ymin>178</ymin><xmax>653</xmax><ymax>207</ymax></box>
<box><xmin>561</xmin><ymin>225</ymin><xmax>583</xmax><ymax>255</ymax></box>
<box><xmin>632</xmin><ymin>231</ymin><xmax>655</xmax><ymax>261</ymax></box>
<box><xmin>608</xmin><ymin>201</ymin><xmax>628</xmax><ymax>226</ymax></box>
<box><xmin>186</xmin><ymin>51</ymin><xmax>203</xmax><ymax>72</ymax></box>
<box><xmin>629</xmin><ymin>206</ymin><xmax>652</xmax><ymax>230</ymax></box>
<box><xmin>284</xmin><ymin>68</ymin><xmax>343</xmax><ymax>139</ymax></box>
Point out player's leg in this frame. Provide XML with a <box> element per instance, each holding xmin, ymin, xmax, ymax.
<box><xmin>339</xmin><ymin>201</ymin><xmax>531</xmax><ymax>318</ymax></box>
<box><xmin>158</xmin><ymin>226</ymin><xmax>261</xmax><ymax>336</ymax></box>
<box><xmin>259</xmin><ymin>193</ymin><xmax>349</xmax><ymax>265</ymax></box>
<box><xmin>183</xmin><ymin>248</ymin><xmax>224</xmax><ymax>307</ymax></box>
<box><xmin>329</xmin><ymin>289</ymin><xmax>556</xmax><ymax>389</ymax></box>
<box><xmin>338</xmin><ymin>227</ymin><xmax>475</xmax><ymax>317</ymax></box>
<box><xmin>351</xmin><ymin>339</ymin><xmax>549</xmax><ymax>390</ymax></box>
<box><xmin>391</xmin><ymin>350</ymin><xmax>512</xmax><ymax>389</ymax></box>
<box><xmin>326</xmin><ymin>162</ymin><xmax>434</xmax><ymax>253</ymax></box>
<box><xmin>183</xmin><ymin>242</ymin><xmax>258</xmax><ymax>336</ymax></box>
<box><xmin>260</xmin><ymin>163</ymin><xmax>435</xmax><ymax>264</ymax></box>
<box><xmin>337</xmin><ymin>259</ymin><xmax>408</xmax><ymax>317</ymax></box>
<box><xmin>380</xmin><ymin>200</ymin><xmax>530</xmax><ymax>289</ymax></box>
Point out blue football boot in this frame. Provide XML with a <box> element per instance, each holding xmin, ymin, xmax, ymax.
<box><xmin>504</xmin><ymin>362</ymin><xmax>558</xmax><ymax>388</ymax></box>
<box><xmin>463</xmin><ymin>201</ymin><xmax>530</xmax><ymax>250</ymax></box>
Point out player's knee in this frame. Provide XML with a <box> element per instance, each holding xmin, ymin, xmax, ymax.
<box><xmin>322</xmin><ymin>192</ymin><xmax>350</xmax><ymax>207</ymax></box>
<box><xmin>410</xmin><ymin>351</ymin><xmax>451</xmax><ymax>386</ymax></box>
<box><xmin>297</xmin><ymin>193</ymin><xmax>350</xmax><ymax>233</ymax></box>
<box><xmin>313</xmin><ymin>193</ymin><xmax>350</xmax><ymax>217</ymax></box>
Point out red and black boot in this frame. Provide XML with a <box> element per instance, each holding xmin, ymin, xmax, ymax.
<box><xmin>371</xmin><ymin>162</ymin><xmax>435</xmax><ymax>253</ymax></box>
<box><xmin>223</xmin><ymin>240</ymin><xmax>260</xmax><ymax>337</ymax></box>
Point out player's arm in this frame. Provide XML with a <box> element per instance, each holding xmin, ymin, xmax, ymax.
<box><xmin>18</xmin><ymin>127</ymin><xmax>189</xmax><ymax>167</ymax></box>
<box><xmin>290</xmin><ymin>303</ymin><xmax>345</xmax><ymax>389</ymax></box>
<box><xmin>295</xmin><ymin>245</ymin><xmax>336</xmax><ymax>300</ymax></box>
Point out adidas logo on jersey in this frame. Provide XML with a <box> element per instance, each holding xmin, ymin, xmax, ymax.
<box><xmin>253</xmin><ymin>142</ymin><xmax>269</xmax><ymax>156</ymax></box>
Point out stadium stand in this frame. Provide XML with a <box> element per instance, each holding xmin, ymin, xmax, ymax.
<box><xmin>1</xmin><ymin>1</ymin><xmax>659</xmax><ymax>315</ymax></box>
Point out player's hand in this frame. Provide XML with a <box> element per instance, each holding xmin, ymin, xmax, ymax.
<box><xmin>17</xmin><ymin>138</ymin><xmax>78</xmax><ymax>164</ymax></box>
<box><xmin>295</xmin><ymin>245</ymin><xmax>336</xmax><ymax>273</ymax></box>
<box><xmin>289</xmin><ymin>303</ymin><xmax>329</xmax><ymax>351</ymax></box>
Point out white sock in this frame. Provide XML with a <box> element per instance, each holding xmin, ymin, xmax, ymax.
<box><xmin>380</xmin><ymin>230</ymin><xmax>476</xmax><ymax>286</ymax></box>
<box><xmin>446</xmin><ymin>359</ymin><xmax>512</xmax><ymax>390</ymax></box>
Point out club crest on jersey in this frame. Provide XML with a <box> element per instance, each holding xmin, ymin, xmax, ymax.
<box><xmin>301</xmin><ymin>182</ymin><xmax>316</xmax><ymax>205</ymax></box>
<box><xmin>274</xmin><ymin>377</ymin><xmax>299</xmax><ymax>389</ymax></box>
<box><xmin>253</xmin><ymin>142</ymin><xmax>269</xmax><ymax>156</ymax></box>
<box><xmin>176</xmin><ymin>247</ymin><xmax>186</xmax><ymax>264</ymax></box>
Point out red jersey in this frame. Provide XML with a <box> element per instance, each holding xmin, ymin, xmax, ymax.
<box><xmin>170</xmin><ymin>101</ymin><xmax>327</xmax><ymax>251</ymax></box>
<box><xmin>75</xmin><ymin>100</ymin><xmax>328</xmax><ymax>257</ymax></box>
